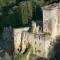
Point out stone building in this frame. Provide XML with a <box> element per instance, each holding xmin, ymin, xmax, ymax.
<box><xmin>13</xmin><ymin>21</ymin><xmax>52</xmax><ymax>58</ymax></box>
<box><xmin>42</xmin><ymin>3</ymin><xmax>60</xmax><ymax>38</ymax></box>
<box><xmin>2</xmin><ymin>2</ymin><xmax>60</xmax><ymax>59</ymax></box>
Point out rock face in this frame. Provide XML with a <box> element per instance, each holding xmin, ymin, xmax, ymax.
<box><xmin>3</xmin><ymin>26</ymin><xmax>14</xmax><ymax>60</ymax></box>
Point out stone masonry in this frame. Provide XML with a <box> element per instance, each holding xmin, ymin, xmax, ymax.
<box><xmin>3</xmin><ymin>2</ymin><xmax>60</xmax><ymax>59</ymax></box>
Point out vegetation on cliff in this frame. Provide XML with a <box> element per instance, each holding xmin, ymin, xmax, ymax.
<box><xmin>15</xmin><ymin>44</ymin><xmax>33</xmax><ymax>60</ymax></box>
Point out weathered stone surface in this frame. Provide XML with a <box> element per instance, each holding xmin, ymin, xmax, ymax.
<box><xmin>13</xmin><ymin>27</ymin><xmax>29</xmax><ymax>53</ymax></box>
<box><xmin>2</xmin><ymin>3</ymin><xmax>60</xmax><ymax>59</ymax></box>
<box><xmin>43</xmin><ymin>3</ymin><xmax>60</xmax><ymax>39</ymax></box>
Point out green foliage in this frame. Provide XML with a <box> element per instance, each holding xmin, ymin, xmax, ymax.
<box><xmin>5</xmin><ymin>0</ymin><xmax>16</xmax><ymax>5</ymax></box>
<box><xmin>31</xmin><ymin>0</ymin><xmax>45</xmax><ymax>6</ymax></box>
<box><xmin>0</xmin><ymin>0</ymin><xmax>16</xmax><ymax>9</ymax></box>
<box><xmin>19</xmin><ymin>1</ymin><xmax>32</xmax><ymax>25</ymax></box>
<box><xmin>43</xmin><ymin>32</ymin><xmax>51</xmax><ymax>35</ymax></box>
<box><xmin>7</xmin><ymin>12</ymin><xmax>20</xmax><ymax>27</ymax></box>
<box><xmin>0</xmin><ymin>0</ymin><xmax>4</xmax><ymax>8</ymax></box>
<box><xmin>15</xmin><ymin>44</ymin><xmax>33</xmax><ymax>60</ymax></box>
<box><xmin>0</xmin><ymin>0</ymin><xmax>60</xmax><ymax>29</ymax></box>
<box><xmin>1</xmin><ymin>7</ymin><xmax>20</xmax><ymax>27</ymax></box>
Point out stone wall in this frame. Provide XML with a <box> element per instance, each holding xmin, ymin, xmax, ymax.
<box><xmin>2</xmin><ymin>24</ymin><xmax>56</xmax><ymax>59</ymax></box>
<box><xmin>2</xmin><ymin>26</ymin><xmax>55</xmax><ymax>59</ymax></box>
<box><xmin>17</xmin><ymin>31</ymin><xmax>52</xmax><ymax>58</ymax></box>
<box><xmin>13</xmin><ymin>27</ymin><xmax>29</xmax><ymax>53</ymax></box>
<box><xmin>43</xmin><ymin>5</ymin><xmax>58</xmax><ymax>39</ymax></box>
<box><xmin>57</xmin><ymin>7</ymin><xmax>60</xmax><ymax>35</ymax></box>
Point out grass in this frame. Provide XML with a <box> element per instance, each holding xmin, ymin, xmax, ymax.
<box><xmin>15</xmin><ymin>44</ymin><xmax>33</xmax><ymax>60</ymax></box>
<box><xmin>43</xmin><ymin>32</ymin><xmax>51</xmax><ymax>36</ymax></box>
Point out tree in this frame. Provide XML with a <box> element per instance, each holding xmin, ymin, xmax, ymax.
<box><xmin>19</xmin><ymin>1</ymin><xmax>32</xmax><ymax>26</ymax></box>
<box><xmin>31</xmin><ymin>0</ymin><xmax>45</xmax><ymax>7</ymax></box>
<box><xmin>3</xmin><ymin>0</ymin><xmax>16</xmax><ymax>6</ymax></box>
<box><xmin>0</xmin><ymin>0</ymin><xmax>5</xmax><ymax>9</ymax></box>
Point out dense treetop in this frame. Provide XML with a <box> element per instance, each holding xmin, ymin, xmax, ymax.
<box><xmin>0</xmin><ymin>0</ymin><xmax>60</xmax><ymax>31</ymax></box>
